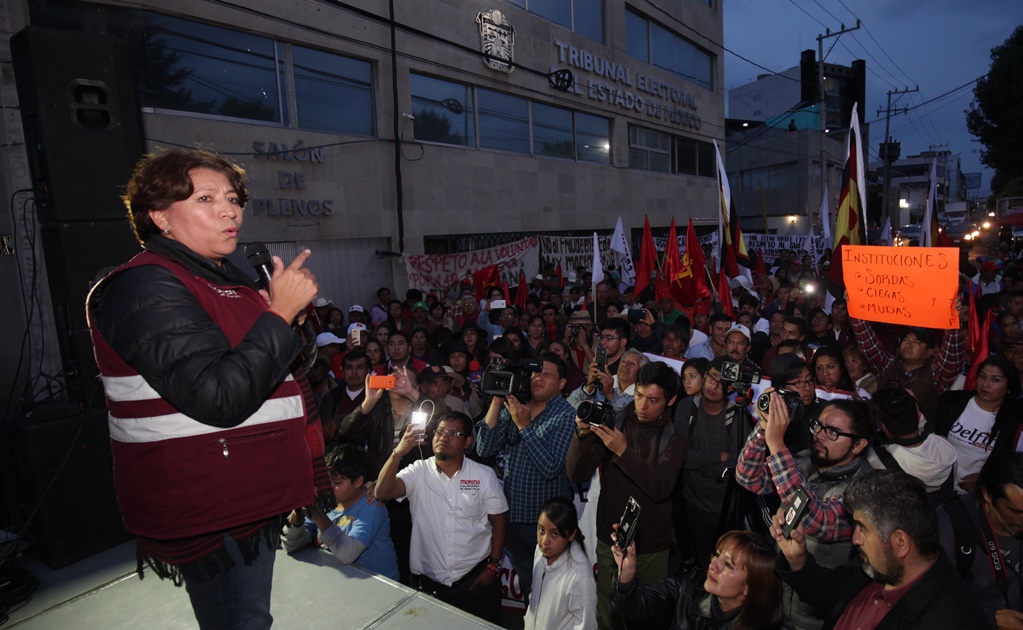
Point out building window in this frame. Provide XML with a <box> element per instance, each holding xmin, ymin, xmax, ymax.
<box><xmin>631</xmin><ymin>125</ymin><xmax>715</xmax><ymax>177</ymax></box>
<box><xmin>629</xmin><ymin>127</ymin><xmax>671</xmax><ymax>173</ymax></box>
<box><xmin>506</xmin><ymin>0</ymin><xmax>604</xmax><ymax>42</ymax></box>
<box><xmin>739</xmin><ymin>162</ymin><xmax>799</xmax><ymax>192</ymax></box>
<box><xmin>478</xmin><ymin>88</ymin><xmax>530</xmax><ymax>154</ymax></box>
<box><xmin>411</xmin><ymin>73</ymin><xmax>609</xmax><ymax>162</ymax></box>
<box><xmin>27</xmin><ymin>2</ymin><xmax>376</xmax><ymax>134</ymax></box>
<box><xmin>292</xmin><ymin>46</ymin><xmax>373</xmax><ymax>135</ymax></box>
<box><xmin>626</xmin><ymin>9</ymin><xmax>715</xmax><ymax>90</ymax></box>
<box><xmin>410</xmin><ymin>74</ymin><xmax>475</xmax><ymax>146</ymax></box>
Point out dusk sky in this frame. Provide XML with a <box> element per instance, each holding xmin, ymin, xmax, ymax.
<box><xmin>723</xmin><ymin>0</ymin><xmax>1023</xmax><ymax>198</ymax></box>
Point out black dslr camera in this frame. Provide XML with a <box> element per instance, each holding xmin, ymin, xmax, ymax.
<box><xmin>756</xmin><ymin>389</ymin><xmax>803</xmax><ymax>416</ymax></box>
<box><xmin>577</xmin><ymin>399</ymin><xmax>616</xmax><ymax>426</ymax></box>
<box><xmin>481</xmin><ymin>356</ymin><xmax>544</xmax><ymax>403</ymax></box>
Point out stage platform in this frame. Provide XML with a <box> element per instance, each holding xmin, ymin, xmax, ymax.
<box><xmin>5</xmin><ymin>541</ymin><xmax>501</xmax><ymax>628</ymax></box>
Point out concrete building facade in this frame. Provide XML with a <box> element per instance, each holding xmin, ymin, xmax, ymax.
<box><xmin>0</xmin><ymin>0</ymin><xmax>724</xmax><ymax>407</ymax></box>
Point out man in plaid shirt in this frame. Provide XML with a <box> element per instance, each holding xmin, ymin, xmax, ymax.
<box><xmin>477</xmin><ymin>353</ymin><xmax>576</xmax><ymax>600</ymax></box>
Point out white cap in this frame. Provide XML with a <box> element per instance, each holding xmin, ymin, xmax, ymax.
<box><xmin>347</xmin><ymin>323</ymin><xmax>368</xmax><ymax>335</ymax></box>
<box><xmin>316</xmin><ymin>332</ymin><xmax>345</xmax><ymax>346</ymax></box>
<box><xmin>725</xmin><ymin>324</ymin><xmax>751</xmax><ymax>343</ymax></box>
<box><xmin>349</xmin><ymin>304</ymin><xmax>365</xmax><ymax>313</ymax></box>
<box><xmin>728</xmin><ymin>275</ymin><xmax>753</xmax><ymax>291</ymax></box>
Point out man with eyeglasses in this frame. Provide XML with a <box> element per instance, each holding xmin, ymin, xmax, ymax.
<box><xmin>375</xmin><ymin>412</ymin><xmax>508</xmax><ymax>624</ymax></box>
<box><xmin>598</xmin><ymin>319</ymin><xmax>631</xmax><ymax>376</ymax></box>
<box><xmin>736</xmin><ymin>392</ymin><xmax>872</xmax><ymax>629</ymax></box>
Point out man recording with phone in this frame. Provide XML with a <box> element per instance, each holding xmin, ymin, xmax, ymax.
<box><xmin>566</xmin><ymin>361</ymin><xmax>687</xmax><ymax>630</ymax></box>
<box><xmin>736</xmin><ymin>387</ymin><xmax>872</xmax><ymax>629</ymax></box>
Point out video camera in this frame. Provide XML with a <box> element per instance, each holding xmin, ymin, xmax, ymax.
<box><xmin>480</xmin><ymin>356</ymin><xmax>544</xmax><ymax>403</ymax></box>
<box><xmin>718</xmin><ymin>360</ymin><xmax>761</xmax><ymax>406</ymax></box>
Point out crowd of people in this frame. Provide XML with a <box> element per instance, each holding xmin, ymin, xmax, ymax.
<box><xmin>292</xmin><ymin>245</ymin><xmax>1023</xmax><ymax>630</ymax></box>
<box><xmin>93</xmin><ymin>148</ymin><xmax>1023</xmax><ymax>630</ymax></box>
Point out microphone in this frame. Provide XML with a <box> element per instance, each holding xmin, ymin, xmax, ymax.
<box><xmin>244</xmin><ymin>241</ymin><xmax>274</xmax><ymax>292</ymax></box>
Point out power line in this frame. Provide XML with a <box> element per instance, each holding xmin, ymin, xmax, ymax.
<box><xmin>833</xmin><ymin>0</ymin><xmax>917</xmax><ymax>87</ymax></box>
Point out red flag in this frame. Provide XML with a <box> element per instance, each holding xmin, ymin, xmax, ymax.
<box><xmin>967</xmin><ymin>289</ymin><xmax>981</xmax><ymax>353</ymax></box>
<box><xmin>515</xmin><ymin>271</ymin><xmax>528</xmax><ymax>310</ymax></box>
<box><xmin>755</xmin><ymin>250</ymin><xmax>767</xmax><ymax>280</ymax></box>
<box><xmin>713</xmin><ymin>141</ymin><xmax>751</xmax><ymax>282</ymax></box>
<box><xmin>556</xmin><ymin>262</ymin><xmax>564</xmax><ymax>289</ymax></box>
<box><xmin>717</xmin><ymin>266</ymin><xmax>734</xmax><ymax>318</ymax></box>
<box><xmin>660</xmin><ymin>218</ymin><xmax>681</xmax><ymax>303</ymax></box>
<box><xmin>674</xmin><ymin>219</ymin><xmax>711</xmax><ymax>306</ymax></box>
<box><xmin>965</xmin><ymin>309</ymin><xmax>993</xmax><ymax>391</ymax></box>
<box><xmin>473</xmin><ymin>265</ymin><xmax>501</xmax><ymax>301</ymax></box>
<box><xmin>634</xmin><ymin>215</ymin><xmax>657</xmax><ymax>297</ymax></box>
<box><xmin>502</xmin><ymin>280</ymin><xmax>510</xmax><ymax>304</ymax></box>
<box><xmin>828</xmin><ymin>103</ymin><xmax>867</xmax><ymax>299</ymax></box>
<box><xmin>654</xmin><ymin>268</ymin><xmax>672</xmax><ymax>303</ymax></box>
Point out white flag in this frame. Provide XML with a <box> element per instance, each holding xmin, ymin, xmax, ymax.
<box><xmin>610</xmin><ymin>216</ymin><xmax>636</xmax><ymax>288</ymax></box>
<box><xmin>879</xmin><ymin>218</ymin><xmax>892</xmax><ymax>245</ymax></box>
<box><xmin>820</xmin><ymin>184</ymin><xmax>831</xmax><ymax>240</ymax></box>
<box><xmin>591</xmin><ymin>232</ymin><xmax>605</xmax><ymax>287</ymax></box>
<box><xmin>920</xmin><ymin>158</ymin><xmax>938</xmax><ymax>247</ymax></box>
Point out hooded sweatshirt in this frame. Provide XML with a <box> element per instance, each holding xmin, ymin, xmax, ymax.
<box><xmin>866</xmin><ymin>433</ymin><xmax>958</xmax><ymax>493</ymax></box>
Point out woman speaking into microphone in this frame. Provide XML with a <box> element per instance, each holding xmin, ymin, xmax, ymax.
<box><xmin>87</xmin><ymin>150</ymin><xmax>318</xmax><ymax>629</ymax></box>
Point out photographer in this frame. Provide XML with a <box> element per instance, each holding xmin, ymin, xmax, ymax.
<box><xmin>566</xmin><ymin>362</ymin><xmax>687</xmax><ymax>630</ymax></box>
<box><xmin>567</xmin><ymin>349</ymin><xmax>648</xmax><ymax>415</ymax></box>
<box><xmin>563</xmin><ymin>310</ymin><xmax>596</xmax><ymax>373</ymax></box>
<box><xmin>735</xmin><ymin>388</ymin><xmax>871</xmax><ymax>629</ymax></box>
<box><xmin>626</xmin><ymin>305</ymin><xmax>661</xmax><ymax>353</ymax></box>
<box><xmin>674</xmin><ymin>356</ymin><xmax>756</xmax><ymax>569</ymax></box>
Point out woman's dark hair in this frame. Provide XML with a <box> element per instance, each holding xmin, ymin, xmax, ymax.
<box><xmin>682</xmin><ymin>357</ymin><xmax>711</xmax><ymax>377</ymax></box>
<box><xmin>325</xmin><ymin>307</ymin><xmax>344</xmax><ymax>326</ymax></box>
<box><xmin>538</xmin><ymin>497</ymin><xmax>585</xmax><ymax>554</ymax></box>
<box><xmin>811</xmin><ymin>346</ymin><xmax>856</xmax><ymax>391</ymax></box>
<box><xmin>770</xmin><ymin>354</ymin><xmax>809</xmax><ymax>388</ymax></box>
<box><xmin>488</xmin><ymin>337</ymin><xmax>520</xmax><ymax>363</ymax></box>
<box><xmin>124</xmin><ymin>149</ymin><xmax>249</xmax><ymax>244</ymax></box>
<box><xmin>976</xmin><ymin>354</ymin><xmax>1022</xmax><ymax>401</ymax></box>
<box><xmin>503</xmin><ymin>328</ymin><xmax>530</xmax><ymax>356</ymax></box>
<box><xmin>715</xmin><ymin>530</ymin><xmax>783</xmax><ymax>630</ymax></box>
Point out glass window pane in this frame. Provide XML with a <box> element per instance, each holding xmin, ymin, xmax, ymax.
<box><xmin>676</xmin><ymin>137</ymin><xmax>697</xmax><ymax>175</ymax></box>
<box><xmin>573</xmin><ymin>0</ymin><xmax>604</xmax><ymax>42</ymax></box>
<box><xmin>676</xmin><ymin>38</ymin><xmax>697</xmax><ymax>82</ymax></box>
<box><xmin>478</xmin><ymin>89</ymin><xmax>529</xmax><ymax>153</ymax></box>
<box><xmin>292</xmin><ymin>46</ymin><xmax>373</xmax><ymax>135</ymax></box>
<box><xmin>531</xmin><ymin>0</ymin><xmax>572</xmax><ymax>29</ymax></box>
<box><xmin>698</xmin><ymin>142</ymin><xmax>716</xmax><ymax>178</ymax></box>
<box><xmin>141</xmin><ymin>14</ymin><xmax>280</xmax><ymax>122</ymax></box>
<box><xmin>625</xmin><ymin>11</ymin><xmax>649</xmax><ymax>62</ymax></box>
<box><xmin>410</xmin><ymin>74</ymin><xmax>474</xmax><ymax>146</ymax></box>
<box><xmin>575</xmin><ymin>112</ymin><xmax>610</xmax><ymax>164</ymax></box>
<box><xmin>651</xmin><ymin>23</ymin><xmax>674</xmax><ymax>73</ymax></box>
<box><xmin>697</xmin><ymin>51</ymin><xmax>714</xmax><ymax>90</ymax></box>
<box><xmin>532</xmin><ymin>102</ymin><xmax>574</xmax><ymax>159</ymax></box>
<box><xmin>506</xmin><ymin>0</ymin><xmax>527</xmax><ymax>8</ymax></box>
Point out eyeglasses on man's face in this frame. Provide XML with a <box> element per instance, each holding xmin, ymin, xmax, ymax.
<box><xmin>810</xmin><ymin>419</ymin><xmax>859</xmax><ymax>442</ymax></box>
<box><xmin>433</xmin><ymin>428</ymin><xmax>467</xmax><ymax>439</ymax></box>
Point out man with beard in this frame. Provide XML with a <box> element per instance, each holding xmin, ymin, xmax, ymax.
<box><xmin>375</xmin><ymin>412</ymin><xmax>508</xmax><ymax>624</ymax></box>
<box><xmin>937</xmin><ymin>453</ymin><xmax>1023</xmax><ymax>628</ymax></box>
<box><xmin>737</xmin><ymin>395</ymin><xmax>871</xmax><ymax>629</ymax></box>
<box><xmin>773</xmin><ymin>470</ymin><xmax>987</xmax><ymax>629</ymax></box>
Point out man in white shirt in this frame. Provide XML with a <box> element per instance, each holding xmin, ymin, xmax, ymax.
<box><xmin>376</xmin><ymin>412</ymin><xmax>508</xmax><ymax>624</ymax></box>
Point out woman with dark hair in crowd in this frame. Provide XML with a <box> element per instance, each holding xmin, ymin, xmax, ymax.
<box><xmin>613</xmin><ymin>530</ymin><xmax>786</xmax><ymax>630</ymax></box>
<box><xmin>842</xmin><ymin>345</ymin><xmax>877</xmax><ymax>396</ymax></box>
<box><xmin>487</xmin><ymin>336</ymin><xmax>521</xmax><ymax>364</ymax></box>
<box><xmin>935</xmin><ymin>354</ymin><xmax>1023</xmax><ymax>493</ymax></box>
<box><xmin>373</xmin><ymin>322</ymin><xmax>394</xmax><ymax>348</ymax></box>
<box><xmin>503</xmin><ymin>327</ymin><xmax>530</xmax><ymax>358</ymax></box>
<box><xmin>88</xmin><ymin>149</ymin><xmax>316</xmax><ymax>627</ymax></box>
<box><xmin>681</xmin><ymin>357</ymin><xmax>711</xmax><ymax>399</ymax></box>
<box><xmin>325</xmin><ymin>307</ymin><xmax>346</xmax><ymax>337</ymax></box>
<box><xmin>545</xmin><ymin>339</ymin><xmax>586</xmax><ymax>395</ymax></box>
<box><xmin>523</xmin><ymin>497</ymin><xmax>596</xmax><ymax>630</ymax></box>
<box><xmin>459</xmin><ymin>320</ymin><xmax>490</xmax><ymax>365</ymax></box>
<box><xmin>363</xmin><ymin>339</ymin><xmax>387</xmax><ymax>370</ymax></box>
<box><xmin>386</xmin><ymin>299</ymin><xmax>408</xmax><ymax>332</ymax></box>
<box><xmin>525</xmin><ymin>315</ymin><xmax>548</xmax><ymax>356</ymax></box>
<box><xmin>810</xmin><ymin>346</ymin><xmax>859</xmax><ymax>394</ymax></box>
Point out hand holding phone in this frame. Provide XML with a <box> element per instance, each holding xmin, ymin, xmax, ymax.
<box><xmin>368</xmin><ymin>375</ymin><xmax>396</xmax><ymax>389</ymax></box>
<box><xmin>616</xmin><ymin>496</ymin><xmax>642</xmax><ymax>553</ymax></box>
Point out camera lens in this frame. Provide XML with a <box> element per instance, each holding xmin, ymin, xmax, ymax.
<box><xmin>757</xmin><ymin>392</ymin><xmax>771</xmax><ymax>412</ymax></box>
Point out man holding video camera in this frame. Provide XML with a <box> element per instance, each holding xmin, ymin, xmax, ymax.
<box><xmin>566</xmin><ymin>361</ymin><xmax>687</xmax><ymax>630</ymax></box>
<box><xmin>476</xmin><ymin>353</ymin><xmax>576</xmax><ymax>600</ymax></box>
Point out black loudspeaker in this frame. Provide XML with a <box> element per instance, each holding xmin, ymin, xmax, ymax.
<box><xmin>7</xmin><ymin>404</ymin><xmax>130</xmax><ymax>568</ymax></box>
<box><xmin>40</xmin><ymin>221</ymin><xmax>142</xmax><ymax>404</ymax></box>
<box><xmin>11</xmin><ymin>26</ymin><xmax>145</xmax><ymax>223</ymax></box>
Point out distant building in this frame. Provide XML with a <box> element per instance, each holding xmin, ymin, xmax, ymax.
<box><xmin>869</xmin><ymin>150</ymin><xmax>965</xmax><ymax>227</ymax></box>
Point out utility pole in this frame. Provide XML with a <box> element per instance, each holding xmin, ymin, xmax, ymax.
<box><xmin>816</xmin><ymin>21</ymin><xmax>859</xmax><ymax>226</ymax></box>
<box><xmin>929</xmin><ymin>143</ymin><xmax>949</xmax><ymax>210</ymax></box>
<box><xmin>877</xmin><ymin>86</ymin><xmax>918</xmax><ymax>227</ymax></box>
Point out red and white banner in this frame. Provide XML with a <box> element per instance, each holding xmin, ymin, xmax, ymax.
<box><xmin>405</xmin><ymin>236</ymin><xmax>540</xmax><ymax>294</ymax></box>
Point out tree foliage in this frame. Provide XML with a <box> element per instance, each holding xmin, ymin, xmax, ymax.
<box><xmin>966</xmin><ymin>26</ymin><xmax>1023</xmax><ymax>194</ymax></box>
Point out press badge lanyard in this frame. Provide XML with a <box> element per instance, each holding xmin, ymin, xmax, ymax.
<box><xmin>978</xmin><ymin>502</ymin><xmax>1022</xmax><ymax>609</ymax></box>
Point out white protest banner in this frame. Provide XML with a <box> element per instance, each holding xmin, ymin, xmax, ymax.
<box><xmin>405</xmin><ymin>236</ymin><xmax>540</xmax><ymax>294</ymax></box>
<box><xmin>653</xmin><ymin>231</ymin><xmax>719</xmax><ymax>252</ymax></box>
<box><xmin>539</xmin><ymin>234</ymin><xmax>614</xmax><ymax>277</ymax></box>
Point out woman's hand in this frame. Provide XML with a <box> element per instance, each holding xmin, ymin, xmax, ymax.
<box><xmin>268</xmin><ymin>250</ymin><xmax>318</xmax><ymax>323</ymax></box>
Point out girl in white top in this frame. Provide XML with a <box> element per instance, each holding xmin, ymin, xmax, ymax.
<box><xmin>523</xmin><ymin>497</ymin><xmax>597</xmax><ymax>630</ymax></box>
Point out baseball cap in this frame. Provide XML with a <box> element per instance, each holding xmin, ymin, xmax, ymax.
<box><xmin>316</xmin><ymin>332</ymin><xmax>345</xmax><ymax>347</ymax></box>
<box><xmin>726</xmin><ymin>324</ymin><xmax>751</xmax><ymax>343</ymax></box>
<box><xmin>349</xmin><ymin>304</ymin><xmax>365</xmax><ymax>313</ymax></box>
<box><xmin>347</xmin><ymin>323</ymin><xmax>368</xmax><ymax>335</ymax></box>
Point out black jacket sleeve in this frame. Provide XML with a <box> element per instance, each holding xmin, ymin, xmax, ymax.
<box><xmin>92</xmin><ymin>264</ymin><xmax>303</xmax><ymax>427</ymax></box>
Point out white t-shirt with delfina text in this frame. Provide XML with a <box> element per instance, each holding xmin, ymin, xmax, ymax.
<box><xmin>945</xmin><ymin>397</ymin><xmax>996</xmax><ymax>493</ymax></box>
